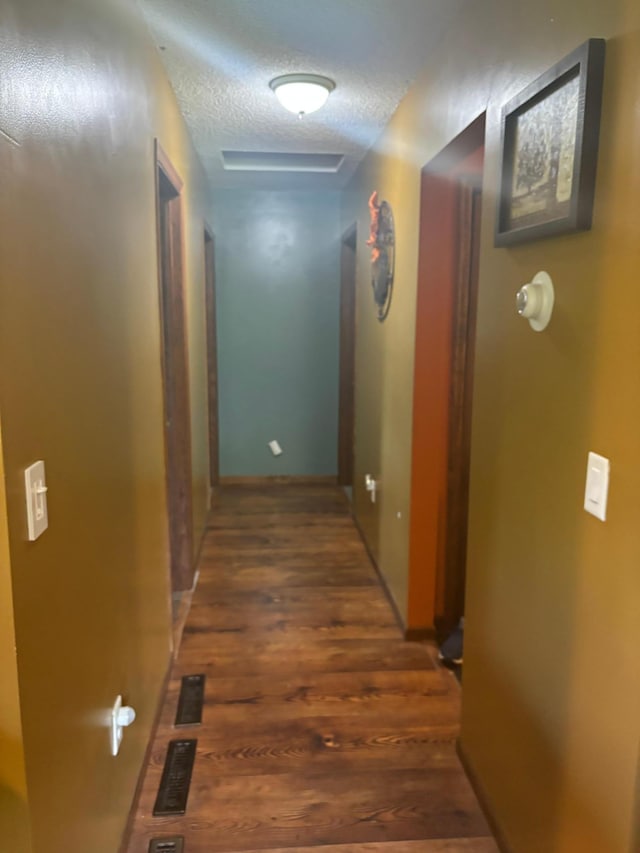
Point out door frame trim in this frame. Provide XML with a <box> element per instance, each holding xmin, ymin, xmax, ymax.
<box><xmin>204</xmin><ymin>223</ymin><xmax>219</xmax><ymax>489</ymax></box>
<box><xmin>338</xmin><ymin>223</ymin><xmax>357</xmax><ymax>487</ymax></box>
<box><xmin>154</xmin><ymin>139</ymin><xmax>195</xmax><ymax>592</ymax></box>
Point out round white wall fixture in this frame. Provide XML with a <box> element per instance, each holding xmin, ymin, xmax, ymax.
<box><xmin>516</xmin><ymin>271</ymin><xmax>555</xmax><ymax>332</ymax></box>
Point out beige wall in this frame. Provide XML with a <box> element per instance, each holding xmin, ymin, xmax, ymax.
<box><xmin>342</xmin><ymin>125</ymin><xmax>422</xmax><ymax>614</ymax></box>
<box><xmin>344</xmin><ymin>1</ymin><xmax>640</xmax><ymax>850</ymax></box>
<box><xmin>0</xmin><ymin>1</ymin><xmax>212</xmax><ymax>851</ymax></box>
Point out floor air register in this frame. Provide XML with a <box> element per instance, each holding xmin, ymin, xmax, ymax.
<box><xmin>149</xmin><ymin>674</ymin><xmax>205</xmax><ymax>851</ymax></box>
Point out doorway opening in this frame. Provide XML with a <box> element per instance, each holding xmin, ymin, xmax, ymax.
<box><xmin>338</xmin><ymin>224</ymin><xmax>357</xmax><ymax>491</ymax></box>
<box><xmin>155</xmin><ymin>141</ymin><xmax>194</xmax><ymax>593</ymax></box>
<box><xmin>407</xmin><ymin>114</ymin><xmax>486</xmax><ymax>643</ymax></box>
<box><xmin>204</xmin><ymin>227</ymin><xmax>219</xmax><ymax>491</ymax></box>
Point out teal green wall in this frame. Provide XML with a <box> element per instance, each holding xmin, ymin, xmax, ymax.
<box><xmin>214</xmin><ymin>190</ymin><xmax>342</xmax><ymax>476</ymax></box>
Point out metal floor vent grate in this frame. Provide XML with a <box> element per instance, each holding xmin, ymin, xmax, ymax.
<box><xmin>175</xmin><ymin>674</ymin><xmax>205</xmax><ymax>727</ymax></box>
<box><xmin>149</xmin><ymin>839</ymin><xmax>184</xmax><ymax>853</ymax></box>
<box><xmin>153</xmin><ymin>739</ymin><xmax>197</xmax><ymax>817</ymax></box>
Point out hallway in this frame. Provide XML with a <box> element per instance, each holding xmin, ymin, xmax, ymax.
<box><xmin>125</xmin><ymin>485</ymin><xmax>497</xmax><ymax>853</ymax></box>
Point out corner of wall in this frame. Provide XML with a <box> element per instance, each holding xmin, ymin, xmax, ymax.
<box><xmin>0</xmin><ymin>423</ymin><xmax>32</xmax><ymax>853</ymax></box>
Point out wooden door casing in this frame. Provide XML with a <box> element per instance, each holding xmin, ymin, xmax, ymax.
<box><xmin>155</xmin><ymin>141</ymin><xmax>194</xmax><ymax>593</ymax></box>
<box><xmin>204</xmin><ymin>227</ymin><xmax>219</xmax><ymax>489</ymax></box>
<box><xmin>338</xmin><ymin>225</ymin><xmax>357</xmax><ymax>487</ymax></box>
<box><xmin>437</xmin><ymin>180</ymin><xmax>482</xmax><ymax>637</ymax></box>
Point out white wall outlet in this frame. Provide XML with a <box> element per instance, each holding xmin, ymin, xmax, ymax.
<box><xmin>24</xmin><ymin>460</ymin><xmax>48</xmax><ymax>541</ymax></box>
<box><xmin>110</xmin><ymin>695</ymin><xmax>137</xmax><ymax>757</ymax></box>
<box><xmin>268</xmin><ymin>440</ymin><xmax>283</xmax><ymax>456</ymax></box>
<box><xmin>365</xmin><ymin>474</ymin><xmax>378</xmax><ymax>504</ymax></box>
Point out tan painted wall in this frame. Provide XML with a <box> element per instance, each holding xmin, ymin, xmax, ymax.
<box><xmin>344</xmin><ymin>1</ymin><xmax>640</xmax><ymax>850</ymax></box>
<box><xmin>0</xmin><ymin>1</ymin><xmax>212</xmax><ymax>851</ymax></box>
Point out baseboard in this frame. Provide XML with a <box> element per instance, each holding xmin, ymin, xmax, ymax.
<box><xmin>118</xmin><ymin>655</ymin><xmax>172</xmax><ymax>853</ymax></box>
<box><xmin>219</xmin><ymin>475</ymin><xmax>338</xmax><ymax>486</ymax></box>
<box><xmin>456</xmin><ymin>740</ymin><xmax>513</xmax><ymax>853</ymax></box>
<box><xmin>171</xmin><ymin>578</ymin><xmax>197</xmax><ymax>659</ymax></box>
<box><xmin>350</xmin><ymin>512</ymin><xmax>407</xmax><ymax>635</ymax></box>
<box><xmin>193</xmin><ymin>515</ymin><xmax>208</xmax><ymax>572</ymax></box>
<box><xmin>349</xmin><ymin>508</ymin><xmax>439</xmax><ymax>643</ymax></box>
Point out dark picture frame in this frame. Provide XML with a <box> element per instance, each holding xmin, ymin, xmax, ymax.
<box><xmin>495</xmin><ymin>39</ymin><xmax>606</xmax><ymax>247</ymax></box>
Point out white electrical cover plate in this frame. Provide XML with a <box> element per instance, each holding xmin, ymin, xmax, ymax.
<box><xmin>584</xmin><ymin>452</ymin><xmax>610</xmax><ymax>522</ymax></box>
<box><xmin>24</xmin><ymin>460</ymin><xmax>48</xmax><ymax>541</ymax></box>
<box><xmin>111</xmin><ymin>695</ymin><xmax>124</xmax><ymax>757</ymax></box>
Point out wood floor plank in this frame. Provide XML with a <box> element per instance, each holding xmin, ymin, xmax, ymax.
<box><xmin>157</xmin><ymin>669</ymin><xmax>456</xmax><ymax>731</ymax></box>
<box><xmin>125</xmin><ymin>485</ymin><xmax>495</xmax><ymax>853</ymax></box>
<box><xmin>173</xmin><ymin>638</ymin><xmax>438</xmax><ymax>679</ymax></box>
<box><xmin>133</xmin><ymin>840</ymin><xmax>499</xmax><ymax>853</ymax></box>
<box><xmin>185</xmin><ymin>588</ymin><xmax>396</xmax><ymax>637</ymax></box>
<box><xmin>134</xmin><ymin>766</ymin><xmax>490</xmax><ymax>850</ymax></box>
<box><xmin>190</xmin><ymin>586</ymin><xmax>390</xmax><ymax>607</ymax></box>
<box><xmin>207</xmin><ymin>842</ymin><xmax>501</xmax><ymax>853</ymax></box>
<box><xmin>207</xmin><ymin>511</ymin><xmax>357</xmax><ymax>530</ymax></box>
<box><xmin>196</xmin><ymin>563</ymin><xmax>376</xmax><ymax>590</ymax></box>
<box><xmin>145</xmin><ymin>718</ymin><xmax>461</xmax><ymax>778</ymax></box>
<box><xmin>188</xmin><ymin>586</ymin><xmax>394</xmax><ymax>615</ymax></box>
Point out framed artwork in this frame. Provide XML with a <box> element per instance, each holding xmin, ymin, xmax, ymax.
<box><xmin>495</xmin><ymin>38</ymin><xmax>606</xmax><ymax>247</ymax></box>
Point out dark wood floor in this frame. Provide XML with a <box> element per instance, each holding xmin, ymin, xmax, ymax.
<box><xmin>125</xmin><ymin>485</ymin><xmax>498</xmax><ymax>853</ymax></box>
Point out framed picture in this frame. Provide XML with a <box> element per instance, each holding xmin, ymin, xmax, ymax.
<box><xmin>495</xmin><ymin>38</ymin><xmax>606</xmax><ymax>247</ymax></box>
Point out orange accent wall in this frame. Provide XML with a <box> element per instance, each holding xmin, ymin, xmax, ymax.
<box><xmin>408</xmin><ymin>139</ymin><xmax>485</xmax><ymax>630</ymax></box>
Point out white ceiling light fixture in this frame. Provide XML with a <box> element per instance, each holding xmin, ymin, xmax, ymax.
<box><xmin>269</xmin><ymin>74</ymin><xmax>335</xmax><ymax>118</ymax></box>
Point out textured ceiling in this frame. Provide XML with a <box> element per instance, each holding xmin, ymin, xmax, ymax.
<box><xmin>138</xmin><ymin>0</ymin><xmax>463</xmax><ymax>190</ymax></box>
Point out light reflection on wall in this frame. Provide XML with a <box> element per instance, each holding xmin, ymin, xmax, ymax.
<box><xmin>0</xmin><ymin>29</ymin><xmax>155</xmax><ymax>148</ymax></box>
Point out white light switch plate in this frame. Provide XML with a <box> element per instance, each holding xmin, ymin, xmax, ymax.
<box><xmin>584</xmin><ymin>452</ymin><xmax>610</xmax><ymax>522</ymax></box>
<box><xmin>110</xmin><ymin>694</ymin><xmax>136</xmax><ymax>756</ymax></box>
<box><xmin>111</xmin><ymin>694</ymin><xmax>124</xmax><ymax>757</ymax></box>
<box><xmin>24</xmin><ymin>460</ymin><xmax>48</xmax><ymax>540</ymax></box>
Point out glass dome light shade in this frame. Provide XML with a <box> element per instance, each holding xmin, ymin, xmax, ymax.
<box><xmin>269</xmin><ymin>74</ymin><xmax>335</xmax><ymax>117</ymax></box>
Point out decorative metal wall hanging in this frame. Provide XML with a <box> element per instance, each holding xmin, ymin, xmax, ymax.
<box><xmin>367</xmin><ymin>191</ymin><xmax>395</xmax><ymax>321</ymax></box>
